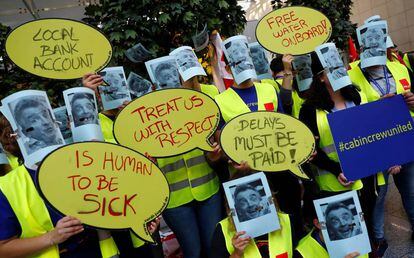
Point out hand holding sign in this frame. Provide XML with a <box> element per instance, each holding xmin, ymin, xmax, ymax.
<box><xmin>38</xmin><ymin>142</ymin><xmax>169</xmax><ymax>243</ymax></box>
<box><xmin>114</xmin><ymin>88</ymin><xmax>220</xmax><ymax>157</ymax></box>
<box><xmin>220</xmin><ymin>111</ymin><xmax>315</xmax><ymax>179</ymax></box>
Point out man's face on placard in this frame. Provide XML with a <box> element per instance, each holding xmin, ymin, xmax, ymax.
<box><xmin>177</xmin><ymin>49</ymin><xmax>198</xmax><ymax>70</ymax></box>
<box><xmin>326</xmin><ymin>206</ymin><xmax>354</xmax><ymax>240</ymax></box>
<box><xmin>235</xmin><ymin>188</ymin><xmax>263</xmax><ymax>220</ymax></box>
<box><xmin>19</xmin><ymin>105</ymin><xmax>58</xmax><ymax>144</ymax></box>
<box><xmin>251</xmin><ymin>48</ymin><xmax>269</xmax><ymax>74</ymax></box>
<box><xmin>72</xmin><ymin>96</ymin><xmax>97</xmax><ymax>126</ymax></box>
<box><xmin>157</xmin><ymin>65</ymin><xmax>180</xmax><ymax>88</ymax></box>
<box><xmin>363</xmin><ymin>27</ymin><xmax>385</xmax><ymax>56</ymax></box>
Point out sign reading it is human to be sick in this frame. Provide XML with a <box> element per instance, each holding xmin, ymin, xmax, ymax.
<box><xmin>220</xmin><ymin>111</ymin><xmax>315</xmax><ymax>179</ymax></box>
<box><xmin>255</xmin><ymin>6</ymin><xmax>332</xmax><ymax>55</ymax></box>
<box><xmin>38</xmin><ymin>142</ymin><xmax>169</xmax><ymax>243</ymax></box>
<box><xmin>5</xmin><ymin>18</ymin><xmax>112</xmax><ymax>79</ymax></box>
<box><xmin>114</xmin><ymin>88</ymin><xmax>221</xmax><ymax>157</ymax></box>
<box><xmin>328</xmin><ymin>95</ymin><xmax>414</xmax><ymax>181</ymax></box>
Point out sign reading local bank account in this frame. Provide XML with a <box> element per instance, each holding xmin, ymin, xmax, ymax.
<box><xmin>328</xmin><ymin>95</ymin><xmax>414</xmax><ymax>181</ymax></box>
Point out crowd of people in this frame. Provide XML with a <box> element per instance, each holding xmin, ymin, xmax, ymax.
<box><xmin>0</xmin><ymin>13</ymin><xmax>414</xmax><ymax>258</ymax></box>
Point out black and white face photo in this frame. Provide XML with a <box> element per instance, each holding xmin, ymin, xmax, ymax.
<box><xmin>224</xmin><ymin>39</ymin><xmax>255</xmax><ymax>75</ymax></box>
<box><xmin>176</xmin><ymin>49</ymin><xmax>200</xmax><ymax>72</ymax></box>
<box><xmin>127</xmin><ymin>72</ymin><xmax>152</xmax><ymax>98</ymax></box>
<box><xmin>293</xmin><ymin>55</ymin><xmax>313</xmax><ymax>81</ymax></box>
<box><xmin>320</xmin><ymin>46</ymin><xmax>347</xmax><ymax>80</ymax></box>
<box><xmin>250</xmin><ymin>45</ymin><xmax>270</xmax><ymax>75</ymax></box>
<box><xmin>322</xmin><ymin>198</ymin><xmax>362</xmax><ymax>241</ymax></box>
<box><xmin>99</xmin><ymin>70</ymin><xmax>130</xmax><ymax>101</ymax></box>
<box><xmin>360</xmin><ymin>26</ymin><xmax>386</xmax><ymax>59</ymax></box>
<box><xmin>68</xmin><ymin>92</ymin><xmax>99</xmax><ymax>127</ymax></box>
<box><xmin>192</xmin><ymin>24</ymin><xmax>209</xmax><ymax>51</ymax></box>
<box><xmin>9</xmin><ymin>96</ymin><xmax>63</xmax><ymax>155</ymax></box>
<box><xmin>231</xmin><ymin>179</ymin><xmax>270</xmax><ymax>222</ymax></box>
<box><xmin>150</xmin><ymin>60</ymin><xmax>181</xmax><ymax>89</ymax></box>
<box><xmin>125</xmin><ymin>43</ymin><xmax>153</xmax><ymax>63</ymax></box>
<box><xmin>53</xmin><ymin>107</ymin><xmax>72</xmax><ymax>142</ymax></box>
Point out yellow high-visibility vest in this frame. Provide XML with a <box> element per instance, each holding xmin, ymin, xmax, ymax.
<box><xmin>0</xmin><ymin>166</ymin><xmax>119</xmax><ymax>258</ymax></box>
<box><xmin>219</xmin><ymin>212</ymin><xmax>292</xmax><ymax>258</ymax></box>
<box><xmin>215</xmin><ymin>82</ymin><xmax>278</xmax><ymax>123</ymax></box>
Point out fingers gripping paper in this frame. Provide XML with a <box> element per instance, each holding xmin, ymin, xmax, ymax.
<box><xmin>220</xmin><ymin>111</ymin><xmax>315</xmax><ymax>179</ymax></box>
<box><xmin>38</xmin><ymin>142</ymin><xmax>170</xmax><ymax>243</ymax></box>
<box><xmin>114</xmin><ymin>88</ymin><xmax>220</xmax><ymax>157</ymax></box>
<box><xmin>256</xmin><ymin>6</ymin><xmax>332</xmax><ymax>55</ymax></box>
<box><xmin>5</xmin><ymin>18</ymin><xmax>112</xmax><ymax>79</ymax></box>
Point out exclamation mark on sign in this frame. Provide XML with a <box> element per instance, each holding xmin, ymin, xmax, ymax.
<box><xmin>290</xmin><ymin>149</ymin><xmax>296</xmax><ymax>164</ymax></box>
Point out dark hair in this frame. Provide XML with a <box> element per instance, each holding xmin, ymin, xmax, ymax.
<box><xmin>270</xmin><ymin>55</ymin><xmax>284</xmax><ymax>73</ymax></box>
<box><xmin>155</xmin><ymin>62</ymin><xmax>175</xmax><ymax>75</ymax></box>
<box><xmin>304</xmin><ymin>53</ymin><xmax>361</xmax><ymax>111</ymax></box>
<box><xmin>14</xmin><ymin>98</ymin><xmax>46</xmax><ymax>129</ymax></box>
<box><xmin>0</xmin><ymin>115</ymin><xmax>23</xmax><ymax>163</ymax></box>
<box><xmin>70</xmin><ymin>93</ymin><xmax>94</xmax><ymax>108</ymax></box>
<box><xmin>325</xmin><ymin>202</ymin><xmax>351</xmax><ymax>218</ymax></box>
<box><xmin>233</xmin><ymin>183</ymin><xmax>258</xmax><ymax>200</ymax></box>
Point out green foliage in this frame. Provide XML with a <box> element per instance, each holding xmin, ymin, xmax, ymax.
<box><xmin>83</xmin><ymin>0</ymin><xmax>246</xmax><ymax>77</ymax></box>
<box><xmin>272</xmin><ymin>0</ymin><xmax>356</xmax><ymax>50</ymax></box>
<box><xmin>0</xmin><ymin>0</ymin><xmax>246</xmax><ymax>104</ymax></box>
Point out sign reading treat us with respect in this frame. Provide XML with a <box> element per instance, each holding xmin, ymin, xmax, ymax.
<box><xmin>220</xmin><ymin>111</ymin><xmax>315</xmax><ymax>179</ymax></box>
<box><xmin>256</xmin><ymin>6</ymin><xmax>332</xmax><ymax>55</ymax></box>
<box><xmin>6</xmin><ymin>18</ymin><xmax>112</xmax><ymax>79</ymax></box>
<box><xmin>38</xmin><ymin>142</ymin><xmax>169</xmax><ymax>243</ymax></box>
<box><xmin>114</xmin><ymin>88</ymin><xmax>221</xmax><ymax>157</ymax></box>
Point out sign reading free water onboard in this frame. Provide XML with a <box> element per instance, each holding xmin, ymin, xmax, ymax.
<box><xmin>256</xmin><ymin>6</ymin><xmax>332</xmax><ymax>55</ymax></box>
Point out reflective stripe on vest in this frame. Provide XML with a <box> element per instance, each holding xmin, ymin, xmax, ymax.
<box><xmin>0</xmin><ymin>166</ymin><xmax>59</xmax><ymax>258</ymax></box>
<box><xmin>348</xmin><ymin>60</ymin><xmax>413</xmax><ymax>117</ymax></box>
<box><xmin>219</xmin><ymin>212</ymin><xmax>292</xmax><ymax>258</ymax></box>
<box><xmin>158</xmin><ymin>149</ymin><xmax>219</xmax><ymax>208</ymax></box>
<box><xmin>200</xmin><ymin>84</ymin><xmax>220</xmax><ymax>98</ymax></box>
<box><xmin>403</xmin><ymin>53</ymin><xmax>413</xmax><ymax>71</ymax></box>
<box><xmin>99</xmin><ymin>113</ymin><xmax>116</xmax><ymax>143</ymax></box>
<box><xmin>214</xmin><ymin>82</ymin><xmax>279</xmax><ymax>123</ymax></box>
<box><xmin>296</xmin><ymin>230</ymin><xmax>329</xmax><ymax>258</ymax></box>
<box><xmin>316</xmin><ymin>109</ymin><xmax>363</xmax><ymax>192</ymax></box>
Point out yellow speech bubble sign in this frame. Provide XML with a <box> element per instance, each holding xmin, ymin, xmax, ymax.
<box><xmin>114</xmin><ymin>88</ymin><xmax>220</xmax><ymax>157</ymax></box>
<box><xmin>256</xmin><ymin>6</ymin><xmax>332</xmax><ymax>55</ymax></box>
<box><xmin>5</xmin><ymin>18</ymin><xmax>112</xmax><ymax>79</ymax></box>
<box><xmin>220</xmin><ymin>111</ymin><xmax>315</xmax><ymax>179</ymax></box>
<box><xmin>38</xmin><ymin>142</ymin><xmax>169</xmax><ymax>243</ymax></box>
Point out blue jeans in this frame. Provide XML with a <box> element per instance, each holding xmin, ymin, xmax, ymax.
<box><xmin>372</xmin><ymin>172</ymin><xmax>389</xmax><ymax>240</ymax></box>
<box><xmin>394</xmin><ymin>161</ymin><xmax>414</xmax><ymax>231</ymax></box>
<box><xmin>162</xmin><ymin>192</ymin><xmax>223</xmax><ymax>258</ymax></box>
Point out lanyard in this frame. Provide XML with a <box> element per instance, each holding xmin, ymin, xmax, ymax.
<box><xmin>365</xmin><ymin>66</ymin><xmax>391</xmax><ymax>96</ymax></box>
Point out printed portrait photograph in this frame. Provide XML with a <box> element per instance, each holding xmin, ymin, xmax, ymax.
<box><xmin>230</xmin><ymin>179</ymin><xmax>270</xmax><ymax>222</ymax></box>
<box><xmin>175</xmin><ymin>48</ymin><xmax>201</xmax><ymax>72</ymax></box>
<box><xmin>224</xmin><ymin>38</ymin><xmax>254</xmax><ymax>75</ymax></box>
<box><xmin>146</xmin><ymin>56</ymin><xmax>181</xmax><ymax>89</ymax></box>
<box><xmin>321</xmin><ymin>197</ymin><xmax>363</xmax><ymax>241</ymax></box>
<box><xmin>98</xmin><ymin>67</ymin><xmax>131</xmax><ymax>110</ymax></box>
<box><xmin>8</xmin><ymin>95</ymin><xmax>63</xmax><ymax>156</ymax></box>
<box><xmin>192</xmin><ymin>24</ymin><xmax>209</xmax><ymax>51</ymax></box>
<box><xmin>125</xmin><ymin>43</ymin><xmax>152</xmax><ymax>63</ymax></box>
<box><xmin>359</xmin><ymin>24</ymin><xmax>387</xmax><ymax>59</ymax></box>
<box><xmin>53</xmin><ymin>106</ymin><xmax>73</xmax><ymax>143</ymax></box>
<box><xmin>67</xmin><ymin>92</ymin><xmax>99</xmax><ymax>127</ymax></box>
<box><xmin>249</xmin><ymin>43</ymin><xmax>270</xmax><ymax>75</ymax></box>
<box><xmin>319</xmin><ymin>46</ymin><xmax>347</xmax><ymax>80</ymax></box>
<box><xmin>293</xmin><ymin>54</ymin><xmax>313</xmax><ymax>81</ymax></box>
<box><xmin>127</xmin><ymin>72</ymin><xmax>153</xmax><ymax>98</ymax></box>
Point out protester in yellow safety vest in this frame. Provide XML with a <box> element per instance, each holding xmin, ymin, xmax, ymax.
<box><xmin>348</xmin><ymin>50</ymin><xmax>414</xmax><ymax>242</ymax></box>
<box><xmin>152</xmin><ymin>73</ymin><xmax>224</xmax><ymax>258</ymax></box>
<box><xmin>403</xmin><ymin>52</ymin><xmax>413</xmax><ymax>71</ymax></box>
<box><xmin>300</xmin><ymin>52</ymin><xmax>397</xmax><ymax>256</ymax></box>
<box><xmin>295</xmin><ymin>200</ymin><xmax>367</xmax><ymax>258</ymax></box>
<box><xmin>82</xmin><ymin>72</ymin><xmax>163</xmax><ymax>258</ymax></box>
<box><xmin>0</xmin><ymin>114</ymin><xmax>120</xmax><ymax>258</ymax></box>
<box><xmin>214</xmin><ymin>52</ymin><xmax>305</xmax><ymax>238</ymax></box>
<box><xmin>210</xmin><ymin>171</ymin><xmax>296</xmax><ymax>258</ymax></box>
